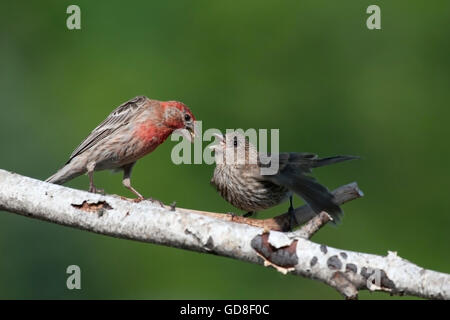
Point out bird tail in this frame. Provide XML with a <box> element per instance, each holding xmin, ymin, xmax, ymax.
<box><xmin>267</xmin><ymin>154</ymin><xmax>360</xmax><ymax>223</ymax></box>
<box><xmin>311</xmin><ymin>155</ymin><xmax>359</xmax><ymax>168</ymax></box>
<box><xmin>288</xmin><ymin>175</ymin><xmax>343</xmax><ymax>224</ymax></box>
<box><xmin>46</xmin><ymin>163</ymin><xmax>84</xmax><ymax>185</ymax></box>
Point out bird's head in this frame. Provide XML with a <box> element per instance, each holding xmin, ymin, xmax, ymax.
<box><xmin>209</xmin><ymin>131</ymin><xmax>258</xmax><ymax>166</ymax></box>
<box><xmin>162</xmin><ymin>101</ymin><xmax>196</xmax><ymax>141</ymax></box>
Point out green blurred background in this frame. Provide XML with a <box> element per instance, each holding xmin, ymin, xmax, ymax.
<box><xmin>0</xmin><ymin>0</ymin><xmax>449</xmax><ymax>299</ymax></box>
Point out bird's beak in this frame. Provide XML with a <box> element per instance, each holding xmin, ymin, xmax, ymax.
<box><xmin>208</xmin><ymin>133</ymin><xmax>225</xmax><ymax>150</ymax></box>
<box><xmin>186</xmin><ymin>123</ymin><xmax>196</xmax><ymax>142</ymax></box>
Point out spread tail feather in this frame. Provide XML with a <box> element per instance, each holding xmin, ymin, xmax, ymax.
<box><xmin>265</xmin><ymin>154</ymin><xmax>358</xmax><ymax>224</ymax></box>
<box><xmin>268</xmin><ymin>172</ymin><xmax>343</xmax><ymax>224</ymax></box>
<box><xmin>290</xmin><ymin>175</ymin><xmax>342</xmax><ymax>224</ymax></box>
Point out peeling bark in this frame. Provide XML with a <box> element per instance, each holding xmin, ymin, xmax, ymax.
<box><xmin>251</xmin><ymin>232</ymin><xmax>298</xmax><ymax>269</ymax></box>
<box><xmin>72</xmin><ymin>200</ymin><xmax>113</xmax><ymax>213</ymax></box>
<box><xmin>0</xmin><ymin>169</ymin><xmax>448</xmax><ymax>299</ymax></box>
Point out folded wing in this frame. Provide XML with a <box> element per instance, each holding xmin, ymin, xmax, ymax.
<box><xmin>66</xmin><ymin>96</ymin><xmax>148</xmax><ymax>164</ymax></box>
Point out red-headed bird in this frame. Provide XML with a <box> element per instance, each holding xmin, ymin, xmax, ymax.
<box><xmin>46</xmin><ymin>95</ymin><xmax>196</xmax><ymax>200</ymax></box>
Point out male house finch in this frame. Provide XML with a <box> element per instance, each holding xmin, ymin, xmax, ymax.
<box><xmin>46</xmin><ymin>95</ymin><xmax>196</xmax><ymax>199</ymax></box>
<box><xmin>210</xmin><ymin>132</ymin><xmax>358</xmax><ymax>224</ymax></box>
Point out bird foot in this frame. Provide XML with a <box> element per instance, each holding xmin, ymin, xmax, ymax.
<box><xmin>169</xmin><ymin>201</ymin><xmax>177</xmax><ymax>211</ymax></box>
<box><xmin>145</xmin><ymin>197</ymin><xmax>165</xmax><ymax>208</ymax></box>
<box><xmin>118</xmin><ymin>195</ymin><xmax>144</xmax><ymax>202</ymax></box>
<box><xmin>227</xmin><ymin>212</ymin><xmax>236</xmax><ymax>220</ymax></box>
<box><xmin>132</xmin><ymin>197</ymin><xmax>145</xmax><ymax>203</ymax></box>
<box><xmin>89</xmin><ymin>187</ymin><xmax>105</xmax><ymax>195</ymax></box>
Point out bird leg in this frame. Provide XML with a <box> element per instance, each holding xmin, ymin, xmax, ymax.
<box><xmin>122</xmin><ymin>163</ymin><xmax>144</xmax><ymax>201</ymax></box>
<box><xmin>226</xmin><ymin>212</ymin><xmax>237</xmax><ymax>220</ymax></box>
<box><xmin>121</xmin><ymin>163</ymin><xmax>164</xmax><ymax>207</ymax></box>
<box><xmin>288</xmin><ymin>196</ymin><xmax>298</xmax><ymax>230</ymax></box>
<box><xmin>87</xmin><ymin>162</ymin><xmax>104</xmax><ymax>194</ymax></box>
<box><xmin>243</xmin><ymin>211</ymin><xmax>254</xmax><ymax>218</ymax></box>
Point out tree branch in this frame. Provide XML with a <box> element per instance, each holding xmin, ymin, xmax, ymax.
<box><xmin>175</xmin><ymin>182</ymin><xmax>363</xmax><ymax>233</ymax></box>
<box><xmin>0</xmin><ymin>169</ymin><xmax>448</xmax><ymax>299</ymax></box>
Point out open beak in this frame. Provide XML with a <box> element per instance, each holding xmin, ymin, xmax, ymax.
<box><xmin>208</xmin><ymin>133</ymin><xmax>225</xmax><ymax>151</ymax></box>
<box><xmin>186</xmin><ymin>123</ymin><xmax>196</xmax><ymax>142</ymax></box>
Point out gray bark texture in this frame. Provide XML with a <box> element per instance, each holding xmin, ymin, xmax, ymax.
<box><xmin>0</xmin><ymin>169</ymin><xmax>448</xmax><ymax>299</ymax></box>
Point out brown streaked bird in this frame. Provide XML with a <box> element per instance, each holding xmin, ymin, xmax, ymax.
<box><xmin>210</xmin><ymin>132</ymin><xmax>358</xmax><ymax>225</ymax></box>
<box><xmin>46</xmin><ymin>95</ymin><xmax>196</xmax><ymax>200</ymax></box>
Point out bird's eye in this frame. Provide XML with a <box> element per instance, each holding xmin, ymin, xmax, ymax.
<box><xmin>233</xmin><ymin>137</ymin><xmax>238</xmax><ymax>147</ymax></box>
<box><xmin>184</xmin><ymin>114</ymin><xmax>191</xmax><ymax>122</ymax></box>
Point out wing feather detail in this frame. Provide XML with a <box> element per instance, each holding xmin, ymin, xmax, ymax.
<box><xmin>66</xmin><ymin>96</ymin><xmax>148</xmax><ymax>164</ymax></box>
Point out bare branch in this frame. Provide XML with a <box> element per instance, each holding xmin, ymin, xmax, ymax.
<box><xmin>0</xmin><ymin>169</ymin><xmax>448</xmax><ymax>299</ymax></box>
<box><xmin>292</xmin><ymin>211</ymin><xmax>332</xmax><ymax>239</ymax></box>
<box><xmin>176</xmin><ymin>182</ymin><xmax>363</xmax><ymax>232</ymax></box>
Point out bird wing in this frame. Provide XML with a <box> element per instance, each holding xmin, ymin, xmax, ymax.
<box><xmin>258</xmin><ymin>152</ymin><xmax>318</xmax><ymax>175</ymax></box>
<box><xmin>266</xmin><ymin>164</ymin><xmax>342</xmax><ymax>222</ymax></box>
<box><xmin>258</xmin><ymin>152</ymin><xmax>358</xmax><ymax>223</ymax></box>
<box><xmin>260</xmin><ymin>152</ymin><xmax>358</xmax><ymax>175</ymax></box>
<box><xmin>277</xmin><ymin>152</ymin><xmax>318</xmax><ymax>174</ymax></box>
<box><xmin>66</xmin><ymin>96</ymin><xmax>148</xmax><ymax>164</ymax></box>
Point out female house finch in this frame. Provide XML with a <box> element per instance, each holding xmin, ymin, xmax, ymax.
<box><xmin>210</xmin><ymin>132</ymin><xmax>358</xmax><ymax>224</ymax></box>
<box><xmin>46</xmin><ymin>95</ymin><xmax>196</xmax><ymax>200</ymax></box>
